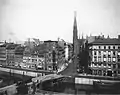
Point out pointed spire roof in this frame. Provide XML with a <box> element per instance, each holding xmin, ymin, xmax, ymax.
<box><xmin>73</xmin><ymin>11</ymin><xmax>78</xmax><ymax>41</ymax></box>
<box><xmin>73</xmin><ymin>11</ymin><xmax>77</xmax><ymax>28</ymax></box>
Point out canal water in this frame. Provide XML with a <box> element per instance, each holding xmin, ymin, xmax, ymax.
<box><xmin>37</xmin><ymin>76</ymin><xmax>120</xmax><ymax>95</ymax></box>
<box><xmin>0</xmin><ymin>72</ymin><xmax>120</xmax><ymax>95</ymax></box>
<box><xmin>0</xmin><ymin>71</ymin><xmax>32</xmax><ymax>88</ymax></box>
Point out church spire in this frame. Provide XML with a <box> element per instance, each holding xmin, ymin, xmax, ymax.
<box><xmin>72</xmin><ymin>11</ymin><xmax>79</xmax><ymax>74</ymax></box>
<box><xmin>73</xmin><ymin>11</ymin><xmax>78</xmax><ymax>44</ymax></box>
<box><xmin>74</xmin><ymin>11</ymin><xmax>77</xmax><ymax>30</ymax></box>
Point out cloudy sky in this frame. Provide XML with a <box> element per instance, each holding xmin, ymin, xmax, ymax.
<box><xmin>0</xmin><ymin>0</ymin><xmax>120</xmax><ymax>43</ymax></box>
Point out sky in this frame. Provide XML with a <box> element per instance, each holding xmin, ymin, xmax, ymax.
<box><xmin>0</xmin><ymin>0</ymin><xmax>120</xmax><ymax>43</ymax></box>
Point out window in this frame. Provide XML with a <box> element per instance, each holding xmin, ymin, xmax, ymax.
<box><xmin>108</xmin><ymin>46</ymin><xmax>110</xmax><ymax>49</ymax></box>
<box><xmin>113</xmin><ymin>51</ymin><xmax>116</xmax><ymax>56</ymax></box>
<box><xmin>104</xmin><ymin>58</ymin><xmax>106</xmax><ymax>62</ymax></box>
<box><xmin>32</xmin><ymin>59</ymin><xmax>34</xmax><ymax>62</ymax></box>
<box><xmin>113</xmin><ymin>58</ymin><xmax>116</xmax><ymax>62</ymax></box>
<box><xmin>118</xmin><ymin>64</ymin><xmax>120</xmax><ymax>69</ymax></box>
<box><xmin>98</xmin><ymin>51</ymin><xmax>101</xmax><ymax>55</ymax></box>
<box><xmin>118</xmin><ymin>55</ymin><xmax>120</xmax><ymax>58</ymax></box>
<box><xmin>98</xmin><ymin>62</ymin><xmax>101</xmax><ymax>66</ymax></box>
<box><xmin>118</xmin><ymin>59</ymin><xmax>120</xmax><ymax>62</ymax></box>
<box><xmin>118</xmin><ymin>46</ymin><xmax>120</xmax><ymax>49</ymax></box>
<box><xmin>98</xmin><ymin>58</ymin><xmax>101</xmax><ymax>62</ymax></box>
<box><xmin>118</xmin><ymin>52</ymin><xmax>120</xmax><ymax>56</ymax></box>
<box><xmin>94</xmin><ymin>57</ymin><xmax>97</xmax><ymax>62</ymax></box>
<box><xmin>103</xmin><ymin>55</ymin><xmax>106</xmax><ymax>58</ymax></box>
<box><xmin>94</xmin><ymin>51</ymin><xmax>96</xmax><ymax>55</ymax></box>
<box><xmin>99</xmin><ymin>46</ymin><xmax>101</xmax><ymax>49</ymax></box>
<box><xmin>108</xmin><ymin>51</ymin><xmax>111</xmax><ymax>55</ymax></box>
<box><xmin>108</xmin><ymin>55</ymin><xmax>111</xmax><ymax>58</ymax></box>
<box><xmin>103</xmin><ymin>52</ymin><xmax>106</xmax><ymax>55</ymax></box>
<box><xmin>103</xmin><ymin>63</ymin><xmax>106</xmax><ymax>66</ymax></box>
<box><xmin>108</xmin><ymin>64</ymin><xmax>111</xmax><ymax>67</ymax></box>
<box><xmin>113</xmin><ymin>46</ymin><xmax>115</xmax><ymax>49</ymax></box>
<box><xmin>104</xmin><ymin>46</ymin><xmax>106</xmax><ymax>49</ymax></box>
<box><xmin>113</xmin><ymin>64</ymin><xmax>116</xmax><ymax>69</ymax></box>
<box><xmin>108</xmin><ymin>58</ymin><xmax>111</xmax><ymax>62</ymax></box>
<box><xmin>118</xmin><ymin>70</ymin><xmax>120</xmax><ymax>74</ymax></box>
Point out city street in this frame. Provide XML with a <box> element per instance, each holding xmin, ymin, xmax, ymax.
<box><xmin>58</xmin><ymin>60</ymin><xmax>75</xmax><ymax>76</ymax></box>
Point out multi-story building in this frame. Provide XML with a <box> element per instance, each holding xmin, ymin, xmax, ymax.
<box><xmin>0</xmin><ymin>43</ymin><xmax>8</xmax><ymax>66</ymax></box>
<box><xmin>6</xmin><ymin>43</ymin><xmax>19</xmax><ymax>66</ymax></box>
<box><xmin>14</xmin><ymin>46</ymin><xmax>25</xmax><ymax>64</ymax></box>
<box><xmin>88</xmin><ymin>35</ymin><xmax>120</xmax><ymax>77</ymax></box>
<box><xmin>23</xmin><ymin>39</ymin><xmax>68</xmax><ymax>70</ymax></box>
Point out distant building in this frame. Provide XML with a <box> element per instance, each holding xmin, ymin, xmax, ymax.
<box><xmin>88</xmin><ymin>35</ymin><xmax>120</xmax><ymax>77</ymax></box>
<box><xmin>6</xmin><ymin>43</ymin><xmax>20</xmax><ymax>66</ymax></box>
<box><xmin>0</xmin><ymin>43</ymin><xmax>8</xmax><ymax>66</ymax></box>
<box><xmin>14</xmin><ymin>46</ymin><xmax>25</xmax><ymax>64</ymax></box>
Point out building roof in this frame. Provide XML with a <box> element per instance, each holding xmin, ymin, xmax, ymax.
<box><xmin>6</xmin><ymin>43</ymin><xmax>20</xmax><ymax>49</ymax></box>
<box><xmin>89</xmin><ymin>38</ymin><xmax>120</xmax><ymax>45</ymax></box>
<box><xmin>44</xmin><ymin>40</ymin><xmax>58</xmax><ymax>43</ymax></box>
<box><xmin>15</xmin><ymin>46</ymin><xmax>25</xmax><ymax>54</ymax></box>
<box><xmin>78</xmin><ymin>39</ymin><xmax>85</xmax><ymax>45</ymax></box>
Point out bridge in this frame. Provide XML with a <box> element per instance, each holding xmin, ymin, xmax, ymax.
<box><xmin>0</xmin><ymin>66</ymin><xmax>54</xmax><ymax>77</ymax></box>
<box><xmin>0</xmin><ymin>61</ymin><xmax>120</xmax><ymax>94</ymax></box>
<box><xmin>0</xmin><ymin>74</ymin><xmax>66</xmax><ymax>94</ymax></box>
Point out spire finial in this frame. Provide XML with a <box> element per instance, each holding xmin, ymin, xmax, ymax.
<box><xmin>74</xmin><ymin>11</ymin><xmax>77</xmax><ymax>18</ymax></box>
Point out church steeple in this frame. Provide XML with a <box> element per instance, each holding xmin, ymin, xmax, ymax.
<box><xmin>73</xmin><ymin>11</ymin><xmax>78</xmax><ymax>55</ymax></box>
<box><xmin>72</xmin><ymin>11</ymin><xmax>79</xmax><ymax>74</ymax></box>
<box><xmin>73</xmin><ymin>11</ymin><xmax>78</xmax><ymax>42</ymax></box>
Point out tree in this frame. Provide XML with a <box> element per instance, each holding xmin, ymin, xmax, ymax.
<box><xmin>78</xmin><ymin>40</ymin><xmax>89</xmax><ymax>73</ymax></box>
